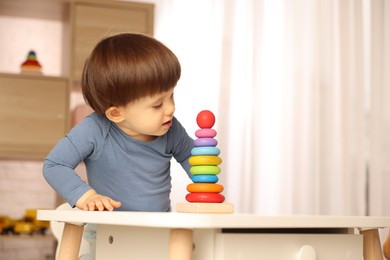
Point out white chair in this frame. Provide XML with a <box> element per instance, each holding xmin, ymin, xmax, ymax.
<box><xmin>50</xmin><ymin>203</ymin><xmax>90</xmax><ymax>259</ymax></box>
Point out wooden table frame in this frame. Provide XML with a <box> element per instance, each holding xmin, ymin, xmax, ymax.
<box><xmin>37</xmin><ymin>210</ymin><xmax>390</xmax><ymax>260</ymax></box>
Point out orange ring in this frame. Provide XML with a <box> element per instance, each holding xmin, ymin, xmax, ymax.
<box><xmin>187</xmin><ymin>183</ymin><xmax>224</xmax><ymax>193</ymax></box>
<box><xmin>189</xmin><ymin>155</ymin><xmax>222</xmax><ymax>166</ymax></box>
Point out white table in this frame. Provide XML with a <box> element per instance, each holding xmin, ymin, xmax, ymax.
<box><xmin>37</xmin><ymin>210</ymin><xmax>390</xmax><ymax>260</ymax></box>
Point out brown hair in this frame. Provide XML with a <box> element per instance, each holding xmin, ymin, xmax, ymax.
<box><xmin>81</xmin><ymin>33</ymin><xmax>181</xmax><ymax>114</ymax></box>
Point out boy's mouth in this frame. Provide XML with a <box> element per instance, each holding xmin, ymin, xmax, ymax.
<box><xmin>162</xmin><ymin>120</ymin><xmax>172</xmax><ymax>127</ymax></box>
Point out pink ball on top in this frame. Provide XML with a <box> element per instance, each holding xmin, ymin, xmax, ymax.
<box><xmin>196</xmin><ymin>110</ymin><xmax>215</xmax><ymax>129</ymax></box>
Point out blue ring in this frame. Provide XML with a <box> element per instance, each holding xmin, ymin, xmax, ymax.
<box><xmin>191</xmin><ymin>146</ymin><xmax>220</xmax><ymax>156</ymax></box>
<box><xmin>192</xmin><ymin>174</ymin><xmax>219</xmax><ymax>183</ymax></box>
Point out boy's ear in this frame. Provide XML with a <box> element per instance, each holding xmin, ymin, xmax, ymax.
<box><xmin>105</xmin><ymin>106</ymin><xmax>124</xmax><ymax>123</ymax></box>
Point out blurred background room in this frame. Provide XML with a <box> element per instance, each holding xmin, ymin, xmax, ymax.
<box><xmin>0</xmin><ymin>0</ymin><xmax>389</xmax><ymax>259</ymax></box>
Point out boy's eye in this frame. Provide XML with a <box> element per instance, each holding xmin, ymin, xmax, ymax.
<box><xmin>153</xmin><ymin>103</ymin><xmax>163</xmax><ymax>108</ymax></box>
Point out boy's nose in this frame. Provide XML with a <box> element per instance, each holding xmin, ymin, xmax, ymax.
<box><xmin>166</xmin><ymin>102</ymin><xmax>175</xmax><ymax>116</ymax></box>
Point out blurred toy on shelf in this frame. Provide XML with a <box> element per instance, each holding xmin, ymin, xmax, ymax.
<box><xmin>0</xmin><ymin>216</ymin><xmax>16</xmax><ymax>234</ymax></box>
<box><xmin>0</xmin><ymin>209</ymin><xmax>49</xmax><ymax>235</ymax></box>
<box><xmin>20</xmin><ymin>50</ymin><xmax>43</xmax><ymax>75</ymax></box>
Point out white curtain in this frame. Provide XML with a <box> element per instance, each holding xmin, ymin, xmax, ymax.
<box><xmin>368</xmin><ymin>0</ymin><xmax>390</xmax><ymax>218</ymax></box>
<box><xmin>217</xmin><ymin>0</ymin><xmax>367</xmax><ymax>215</ymax></box>
<box><xmin>152</xmin><ymin>0</ymin><xmax>383</xmax><ymax>216</ymax></box>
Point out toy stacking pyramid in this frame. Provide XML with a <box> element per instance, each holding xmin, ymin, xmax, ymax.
<box><xmin>20</xmin><ymin>50</ymin><xmax>43</xmax><ymax>75</ymax></box>
<box><xmin>177</xmin><ymin>110</ymin><xmax>234</xmax><ymax>213</ymax></box>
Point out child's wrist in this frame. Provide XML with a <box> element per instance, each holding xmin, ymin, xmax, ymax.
<box><xmin>75</xmin><ymin>189</ymin><xmax>97</xmax><ymax>209</ymax></box>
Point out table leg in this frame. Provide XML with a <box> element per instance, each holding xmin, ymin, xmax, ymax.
<box><xmin>384</xmin><ymin>229</ymin><xmax>390</xmax><ymax>259</ymax></box>
<box><xmin>168</xmin><ymin>228</ymin><xmax>193</xmax><ymax>260</ymax></box>
<box><xmin>360</xmin><ymin>228</ymin><xmax>383</xmax><ymax>260</ymax></box>
<box><xmin>58</xmin><ymin>223</ymin><xmax>85</xmax><ymax>260</ymax></box>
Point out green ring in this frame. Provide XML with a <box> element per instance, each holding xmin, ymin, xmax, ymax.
<box><xmin>190</xmin><ymin>165</ymin><xmax>221</xmax><ymax>175</ymax></box>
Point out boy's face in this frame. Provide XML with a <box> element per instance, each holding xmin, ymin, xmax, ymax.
<box><xmin>110</xmin><ymin>88</ymin><xmax>175</xmax><ymax>142</ymax></box>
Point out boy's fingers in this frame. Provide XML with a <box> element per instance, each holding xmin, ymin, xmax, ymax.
<box><xmin>111</xmin><ymin>200</ymin><xmax>122</xmax><ymax>208</ymax></box>
<box><xmin>81</xmin><ymin>195</ymin><xmax>121</xmax><ymax>211</ymax></box>
<box><xmin>96</xmin><ymin>200</ymin><xmax>106</xmax><ymax>211</ymax></box>
<box><xmin>111</xmin><ymin>199</ymin><xmax>121</xmax><ymax>205</ymax></box>
<box><xmin>87</xmin><ymin>201</ymin><xmax>96</xmax><ymax>211</ymax></box>
<box><xmin>102</xmin><ymin>199</ymin><xmax>114</xmax><ymax>211</ymax></box>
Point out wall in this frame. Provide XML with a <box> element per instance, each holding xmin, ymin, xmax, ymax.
<box><xmin>0</xmin><ymin>236</ymin><xmax>55</xmax><ymax>260</ymax></box>
<box><xmin>0</xmin><ymin>16</ymin><xmax>63</xmax><ymax>76</ymax></box>
<box><xmin>0</xmin><ymin>161</ymin><xmax>56</xmax><ymax>218</ymax></box>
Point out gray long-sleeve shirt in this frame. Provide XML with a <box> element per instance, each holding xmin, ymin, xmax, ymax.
<box><xmin>43</xmin><ymin>112</ymin><xmax>193</xmax><ymax>212</ymax></box>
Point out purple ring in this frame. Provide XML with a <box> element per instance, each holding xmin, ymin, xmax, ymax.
<box><xmin>194</xmin><ymin>138</ymin><xmax>218</xmax><ymax>147</ymax></box>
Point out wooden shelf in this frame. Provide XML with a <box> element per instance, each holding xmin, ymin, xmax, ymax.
<box><xmin>0</xmin><ymin>73</ymin><xmax>70</xmax><ymax>160</ymax></box>
<box><xmin>0</xmin><ymin>1</ymin><xmax>154</xmax><ymax>159</ymax></box>
<box><xmin>0</xmin><ymin>0</ymin><xmax>69</xmax><ymax>21</ymax></box>
<box><xmin>70</xmin><ymin>0</ymin><xmax>154</xmax><ymax>82</ymax></box>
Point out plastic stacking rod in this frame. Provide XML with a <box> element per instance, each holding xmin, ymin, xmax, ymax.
<box><xmin>187</xmin><ymin>183</ymin><xmax>224</xmax><ymax>193</ymax></box>
<box><xmin>190</xmin><ymin>165</ymin><xmax>221</xmax><ymax>175</ymax></box>
<box><xmin>189</xmin><ymin>155</ymin><xmax>222</xmax><ymax>166</ymax></box>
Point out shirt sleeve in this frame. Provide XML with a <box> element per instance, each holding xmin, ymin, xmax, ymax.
<box><xmin>170</xmin><ymin>117</ymin><xmax>194</xmax><ymax>178</ymax></box>
<box><xmin>42</xmin><ymin>114</ymin><xmax>105</xmax><ymax>207</ymax></box>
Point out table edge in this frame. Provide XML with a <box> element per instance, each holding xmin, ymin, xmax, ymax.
<box><xmin>37</xmin><ymin>210</ymin><xmax>390</xmax><ymax>229</ymax></box>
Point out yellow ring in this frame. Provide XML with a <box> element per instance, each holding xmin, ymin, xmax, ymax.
<box><xmin>189</xmin><ymin>155</ymin><xmax>222</xmax><ymax>166</ymax></box>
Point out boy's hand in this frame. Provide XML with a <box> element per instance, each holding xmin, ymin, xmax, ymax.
<box><xmin>76</xmin><ymin>189</ymin><xmax>122</xmax><ymax>211</ymax></box>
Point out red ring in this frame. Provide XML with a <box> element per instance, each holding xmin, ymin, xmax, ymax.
<box><xmin>186</xmin><ymin>192</ymin><xmax>225</xmax><ymax>203</ymax></box>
